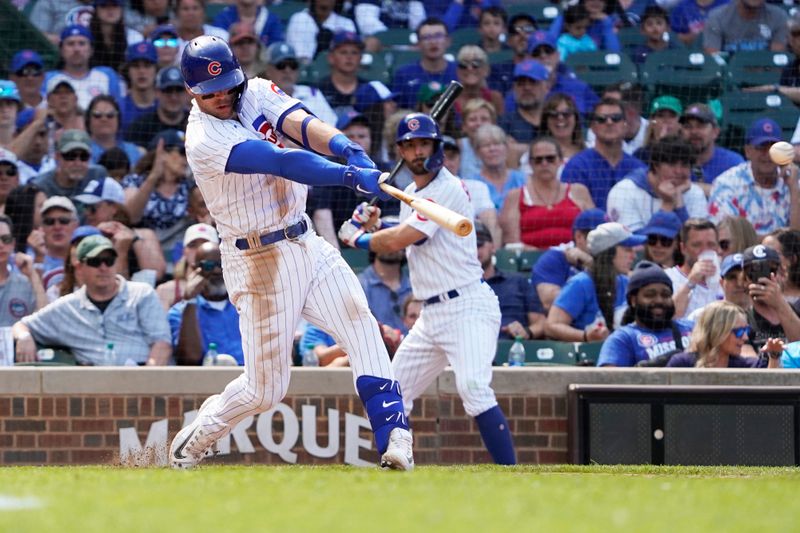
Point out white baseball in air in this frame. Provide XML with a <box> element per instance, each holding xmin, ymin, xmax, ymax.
<box><xmin>769</xmin><ymin>141</ymin><xmax>795</xmax><ymax>166</ymax></box>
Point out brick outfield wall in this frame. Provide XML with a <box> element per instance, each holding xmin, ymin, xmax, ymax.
<box><xmin>0</xmin><ymin>393</ymin><xmax>568</xmax><ymax>466</ymax></box>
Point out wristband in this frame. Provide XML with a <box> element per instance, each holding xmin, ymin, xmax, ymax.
<box><xmin>329</xmin><ymin>133</ymin><xmax>356</xmax><ymax>159</ymax></box>
<box><xmin>354</xmin><ymin>233</ymin><xmax>372</xmax><ymax>250</ymax></box>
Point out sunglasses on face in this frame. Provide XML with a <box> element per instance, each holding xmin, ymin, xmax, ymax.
<box><xmin>200</xmin><ymin>86</ymin><xmax>238</xmax><ymax>100</ymax></box>
<box><xmin>0</xmin><ymin>234</ymin><xmax>13</xmax><ymax>245</ymax></box>
<box><xmin>532</xmin><ymin>45</ymin><xmax>556</xmax><ymax>58</ymax></box>
<box><xmin>84</xmin><ymin>255</ymin><xmax>116</xmax><ymax>268</ymax></box>
<box><xmin>162</xmin><ymin>86</ymin><xmax>184</xmax><ymax>95</ymax></box>
<box><xmin>513</xmin><ymin>24</ymin><xmax>535</xmax><ymax>35</ymax></box>
<box><xmin>719</xmin><ymin>239</ymin><xmax>731</xmax><ymax>251</ymax></box>
<box><xmin>197</xmin><ymin>259</ymin><xmax>222</xmax><ymax>272</ymax></box>
<box><xmin>16</xmin><ymin>66</ymin><xmax>43</xmax><ymax>77</ymax></box>
<box><xmin>153</xmin><ymin>38</ymin><xmax>179</xmax><ymax>48</ymax></box>
<box><xmin>0</xmin><ymin>167</ymin><xmax>18</xmax><ymax>177</ymax></box>
<box><xmin>593</xmin><ymin>113</ymin><xmax>624</xmax><ymax>124</ymax></box>
<box><xmin>532</xmin><ymin>154</ymin><xmax>558</xmax><ymax>165</ymax></box>
<box><xmin>273</xmin><ymin>60</ymin><xmax>299</xmax><ymax>71</ymax></box>
<box><xmin>731</xmin><ymin>326</ymin><xmax>750</xmax><ymax>339</ymax></box>
<box><xmin>647</xmin><ymin>234</ymin><xmax>674</xmax><ymax>247</ymax></box>
<box><xmin>43</xmin><ymin>216</ymin><xmax>74</xmax><ymax>226</ymax></box>
<box><xmin>91</xmin><ymin>111</ymin><xmax>118</xmax><ymax>119</ymax></box>
<box><xmin>546</xmin><ymin>110</ymin><xmax>573</xmax><ymax>120</ymax></box>
<box><xmin>458</xmin><ymin>60</ymin><xmax>484</xmax><ymax>70</ymax></box>
<box><xmin>61</xmin><ymin>150</ymin><xmax>90</xmax><ymax>162</ymax></box>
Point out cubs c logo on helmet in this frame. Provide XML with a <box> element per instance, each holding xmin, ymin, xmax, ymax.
<box><xmin>207</xmin><ymin>61</ymin><xmax>222</xmax><ymax>76</ymax></box>
<box><xmin>407</xmin><ymin>118</ymin><xmax>420</xmax><ymax>131</ymax></box>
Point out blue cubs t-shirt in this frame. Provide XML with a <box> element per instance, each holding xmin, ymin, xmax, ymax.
<box><xmin>698</xmin><ymin>147</ymin><xmax>745</xmax><ymax>183</ymax></box>
<box><xmin>531</xmin><ymin>248</ymin><xmax>581</xmax><ymax>289</ymax></box>
<box><xmin>552</xmin><ymin>271</ymin><xmax>628</xmax><ymax>330</ymax></box>
<box><xmin>597</xmin><ymin>320</ymin><xmax>694</xmax><ymax>367</ymax></box>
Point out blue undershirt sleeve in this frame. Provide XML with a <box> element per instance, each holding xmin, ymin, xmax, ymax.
<box><xmin>225</xmin><ymin>140</ymin><xmax>346</xmax><ymax>187</ymax></box>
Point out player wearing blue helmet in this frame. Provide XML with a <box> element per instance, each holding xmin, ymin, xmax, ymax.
<box><xmin>338</xmin><ymin>111</ymin><xmax>517</xmax><ymax>465</ymax></box>
<box><xmin>170</xmin><ymin>35</ymin><xmax>415</xmax><ymax>471</ymax></box>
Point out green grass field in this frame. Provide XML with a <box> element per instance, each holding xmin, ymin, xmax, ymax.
<box><xmin>1</xmin><ymin>465</ymin><xmax>798</xmax><ymax>532</ymax></box>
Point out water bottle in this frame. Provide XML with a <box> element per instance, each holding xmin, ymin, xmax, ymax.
<box><xmin>508</xmin><ymin>336</ymin><xmax>526</xmax><ymax>367</ymax></box>
<box><xmin>202</xmin><ymin>342</ymin><xmax>218</xmax><ymax>366</ymax></box>
<box><xmin>102</xmin><ymin>343</ymin><xmax>116</xmax><ymax>366</ymax></box>
<box><xmin>302</xmin><ymin>349</ymin><xmax>319</xmax><ymax>367</ymax></box>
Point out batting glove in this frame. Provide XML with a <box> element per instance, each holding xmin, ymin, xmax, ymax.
<box><xmin>338</xmin><ymin>219</ymin><xmax>371</xmax><ymax>249</ymax></box>
<box><xmin>342</xmin><ymin>165</ymin><xmax>391</xmax><ymax>201</ymax></box>
<box><xmin>351</xmin><ymin>202</ymin><xmax>382</xmax><ymax>231</ymax></box>
<box><xmin>345</xmin><ymin>145</ymin><xmax>377</xmax><ymax>170</ymax></box>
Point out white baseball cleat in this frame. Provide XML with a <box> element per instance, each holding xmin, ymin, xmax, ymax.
<box><xmin>169</xmin><ymin>395</ymin><xmax>219</xmax><ymax>469</ymax></box>
<box><xmin>380</xmin><ymin>428</ymin><xmax>415</xmax><ymax>471</ymax></box>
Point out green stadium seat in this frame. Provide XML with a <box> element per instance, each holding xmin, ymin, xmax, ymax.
<box><xmin>640</xmin><ymin>50</ymin><xmax>726</xmax><ymax>105</ymax></box>
<box><xmin>564</xmin><ymin>51</ymin><xmax>639</xmax><ymax>94</ymax></box>
<box><xmin>298</xmin><ymin>52</ymin><xmax>330</xmax><ymax>85</ymax></box>
<box><xmin>204</xmin><ymin>3</ymin><xmax>226</xmax><ymax>23</ymax></box>
<box><xmin>341</xmin><ymin>248</ymin><xmax>370</xmax><ymax>273</ymax></box>
<box><xmin>359</xmin><ymin>52</ymin><xmax>392</xmax><ymax>86</ymax></box>
<box><xmin>517</xmin><ymin>250</ymin><xmax>544</xmax><ymax>273</ymax></box>
<box><xmin>719</xmin><ymin>92</ymin><xmax>798</xmax><ymax>152</ymax></box>
<box><xmin>495</xmin><ymin>339</ymin><xmax>580</xmax><ymax>365</ymax></box>
<box><xmin>576</xmin><ymin>342</ymin><xmax>603</xmax><ymax>366</ymax></box>
<box><xmin>726</xmin><ymin>51</ymin><xmax>795</xmax><ymax>90</ymax></box>
<box><xmin>450</xmin><ymin>28</ymin><xmax>477</xmax><ymax>51</ymax></box>
<box><xmin>618</xmin><ymin>27</ymin><xmax>685</xmax><ymax>56</ymax></box>
<box><xmin>373</xmin><ymin>28</ymin><xmax>415</xmax><ymax>49</ymax></box>
<box><xmin>268</xmin><ymin>1</ymin><xmax>306</xmax><ymax>23</ymax></box>
<box><xmin>488</xmin><ymin>49</ymin><xmax>514</xmax><ymax>65</ymax></box>
<box><xmin>494</xmin><ymin>248</ymin><xmax>521</xmax><ymax>272</ymax></box>
<box><xmin>385</xmin><ymin>50</ymin><xmax>420</xmax><ymax>72</ymax></box>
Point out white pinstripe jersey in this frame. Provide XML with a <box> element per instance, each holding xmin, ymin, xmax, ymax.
<box><xmin>185</xmin><ymin>77</ymin><xmax>308</xmax><ymax>240</ymax></box>
<box><xmin>399</xmin><ymin>167</ymin><xmax>482</xmax><ymax>300</ymax></box>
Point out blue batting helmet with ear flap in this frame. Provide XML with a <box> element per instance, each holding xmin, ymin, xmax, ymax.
<box><xmin>181</xmin><ymin>35</ymin><xmax>247</xmax><ymax>110</ymax></box>
<box><xmin>396</xmin><ymin>113</ymin><xmax>444</xmax><ymax>174</ymax></box>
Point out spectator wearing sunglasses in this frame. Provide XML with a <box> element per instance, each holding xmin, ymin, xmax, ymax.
<box><xmin>587</xmin><ymin>83</ymin><xmax>647</xmax><ymax>156</ymax></box>
<box><xmin>0</xmin><ymin>215</ymin><xmax>46</xmax><ymax>326</ymax></box>
<box><xmin>562</xmin><ymin>98</ymin><xmax>646</xmax><ymax>211</ymax></box>
<box><xmin>0</xmin><ymin>149</ymin><xmax>21</xmax><ymax>217</ymax></box>
<box><xmin>119</xmin><ymin>42</ymin><xmax>158</xmax><ymax>133</ymax></box>
<box><xmin>8</xmin><ymin>50</ymin><xmax>45</xmax><ymax>109</ymax></box>
<box><xmin>13</xmin><ymin>234</ymin><xmax>171</xmax><ymax>365</ymax></box>
<box><xmin>156</xmin><ymin>223</ymin><xmax>218</xmax><ymax>310</ymax></box>
<box><xmin>169</xmin><ymin>240</ymin><xmax>243</xmax><ymax>365</ymax></box>
<box><xmin>285</xmin><ymin>0</ymin><xmax>357</xmax><ymax>64</ymax></box>
<box><xmin>28</xmin><ymin>196</ymin><xmax>79</xmax><ymax>292</ymax></box>
<box><xmin>666</xmin><ymin>300</ymin><xmax>782</xmax><ymax>368</ymax></box>
<box><xmin>125</xmin><ymin>67</ymin><xmax>189</xmax><ymax>148</ymax></box>
<box><xmin>33</xmin><ymin>130</ymin><xmax>106</xmax><ymax>199</ymax></box>
<box><xmin>607</xmin><ymin>135</ymin><xmax>707</xmax><ymax>233</ymax></box>
<box><xmin>487</xmin><ymin>13</ymin><xmax>537</xmax><ymax>96</ymax></box>
<box><xmin>454</xmin><ymin>46</ymin><xmax>504</xmax><ymax>119</ymax></box>
<box><xmin>716</xmin><ymin>215</ymin><xmax>759</xmax><ymax>259</ymax></box>
<box><xmin>85</xmin><ymin>95</ymin><xmax>144</xmax><ymax>168</ymax></box>
<box><xmin>262</xmin><ymin>43</ymin><xmax>337</xmax><ymax>127</ymax></box>
<box><xmin>150</xmin><ymin>25</ymin><xmax>181</xmax><ymax>70</ymax></box>
<box><xmin>636</xmin><ymin>211</ymin><xmax>681</xmax><ymax>269</ymax></box>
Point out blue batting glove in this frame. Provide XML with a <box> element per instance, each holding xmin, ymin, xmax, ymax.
<box><xmin>342</xmin><ymin>165</ymin><xmax>391</xmax><ymax>201</ymax></box>
<box><xmin>345</xmin><ymin>146</ymin><xmax>377</xmax><ymax>170</ymax></box>
<box><xmin>330</xmin><ymin>134</ymin><xmax>377</xmax><ymax>169</ymax></box>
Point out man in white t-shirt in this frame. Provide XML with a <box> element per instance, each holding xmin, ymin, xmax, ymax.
<box><xmin>665</xmin><ymin>218</ymin><xmax>723</xmax><ymax>318</ymax></box>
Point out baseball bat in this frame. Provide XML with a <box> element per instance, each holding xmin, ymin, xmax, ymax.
<box><xmin>378</xmin><ymin>181</ymin><xmax>473</xmax><ymax>237</ymax></box>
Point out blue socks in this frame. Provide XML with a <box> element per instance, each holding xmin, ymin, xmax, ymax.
<box><xmin>356</xmin><ymin>376</ymin><xmax>409</xmax><ymax>454</ymax></box>
<box><xmin>475</xmin><ymin>405</ymin><xmax>517</xmax><ymax>465</ymax></box>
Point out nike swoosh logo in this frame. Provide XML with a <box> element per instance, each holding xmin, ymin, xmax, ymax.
<box><xmin>355</xmin><ymin>184</ymin><xmax>372</xmax><ymax>195</ymax></box>
<box><xmin>385</xmin><ymin>414</ymin><xmax>396</xmax><ymax>422</ymax></box>
<box><xmin>382</xmin><ymin>400</ymin><xmax>399</xmax><ymax>408</ymax></box>
<box><xmin>379</xmin><ymin>383</ymin><xmax>389</xmax><ymax>391</ymax></box>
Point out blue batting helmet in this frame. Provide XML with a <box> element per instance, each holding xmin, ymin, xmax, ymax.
<box><xmin>181</xmin><ymin>36</ymin><xmax>247</xmax><ymax>109</ymax></box>
<box><xmin>396</xmin><ymin>113</ymin><xmax>444</xmax><ymax>174</ymax></box>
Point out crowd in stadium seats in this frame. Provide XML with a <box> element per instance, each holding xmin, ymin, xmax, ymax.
<box><xmin>2</xmin><ymin>0</ymin><xmax>800</xmax><ymax>369</ymax></box>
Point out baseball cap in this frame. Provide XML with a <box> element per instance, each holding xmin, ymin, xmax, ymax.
<box><xmin>57</xmin><ymin>129</ymin><xmax>91</xmax><ymax>154</ymax></box>
<box><xmin>265</xmin><ymin>43</ymin><xmax>297</xmax><ymax>65</ymax></box>
<box><xmin>513</xmin><ymin>59</ymin><xmax>549</xmax><ymax>82</ymax></box>
<box><xmin>474</xmin><ymin>221</ymin><xmax>492</xmax><ymax>245</ymax></box>
<box><xmin>720</xmin><ymin>253</ymin><xmax>743</xmax><ymax>277</ymax></box>
<box><xmin>45</xmin><ymin>76</ymin><xmax>77</xmax><ymax>96</ymax></box>
<box><xmin>336</xmin><ymin>110</ymin><xmax>368</xmax><ymax>131</ymax></box>
<box><xmin>40</xmin><ymin>196</ymin><xmax>77</xmax><ymax>216</ymax></box>
<box><xmin>183</xmin><ymin>223</ymin><xmax>219</xmax><ymax>247</ymax></box>
<box><xmin>74</xmin><ymin>177</ymin><xmax>125</xmax><ymax>205</ymax></box>
<box><xmin>94</xmin><ymin>0</ymin><xmax>123</xmax><ymax>6</ymax></box>
<box><xmin>353</xmin><ymin>82</ymin><xmax>394</xmax><ymax>112</ymax></box>
<box><xmin>330</xmin><ymin>31</ymin><xmax>364</xmax><ymax>51</ymax></box>
<box><xmin>76</xmin><ymin>234</ymin><xmax>117</xmax><ymax>262</ymax></box>
<box><xmin>156</xmin><ymin>66</ymin><xmax>184</xmax><ymax>90</ymax></box>
<box><xmin>10</xmin><ymin>50</ymin><xmax>43</xmax><ymax>74</ymax></box>
<box><xmin>626</xmin><ymin>260</ymin><xmax>672</xmax><ymax>298</ymax></box>
<box><xmin>60</xmin><ymin>24</ymin><xmax>93</xmax><ymax>44</ymax></box>
<box><xmin>229</xmin><ymin>22</ymin><xmax>258</xmax><ymax>45</ymax></box>
<box><xmin>148</xmin><ymin>129</ymin><xmax>185</xmax><ymax>151</ymax></box>
<box><xmin>746</xmin><ymin>118</ymin><xmax>782</xmax><ymax>146</ymax></box>
<box><xmin>587</xmin><ymin>222</ymin><xmax>647</xmax><ymax>255</ymax></box>
<box><xmin>441</xmin><ymin>135</ymin><xmax>459</xmax><ymax>151</ymax></box>
<box><xmin>527</xmin><ymin>30</ymin><xmax>557</xmax><ymax>53</ymax></box>
<box><xmin>572</xmin><ymin>208</ymin><xmax>608</xmax><ymax>232</ymax></box>
<box><xmin>680</xmin><ymin>103</ymin><xmax>717</xmax><ymax>126</ymax></box>
<box><xmin>150</xmin><ymin>24</ymin><xmax>178</xmax><ymax>41</ymax></box>
<box><xmin>71</xmin><ymin>225</ymin><xmax>102</xmax><ymax>243</ymax></box>
<box><xmin>742</xmin><ymin>244</ymin><xmax>781</xmax><ymax>266</ymax></box>
<box><xmin>0</xmin><ymin>81</ymin><xmax>21</xmax><ymax>106</ymax></box>
<box><xmin>649</xmin><ymin>95</ymin><xmax>682</xmax><ymax>117</ymax></box>
<box><xmin>636</xmin><ymin>211</ymin><xmax>681</xmax><ymax>239</ymax></box>
<box><xmin>125</xmin><ymin>41</ymin><xmax>157</xmax><ymax>64</ymax></box>
<box><xmin>417</xmin><ymin>80</ymin><xmax>446</xmax><ymax>104</ymax></box>
<box><xmin>0</xmin><ymin>147</ymin><xmax>19</xmax><ymax>167</ymax></box>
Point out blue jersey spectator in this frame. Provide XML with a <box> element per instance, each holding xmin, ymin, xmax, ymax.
<box><xmin>169</xmin><ymin>296</ymin><xmax>243</xmax><ymax>365</ymax></box>
<box><xmin>358</xmin><ymin>251</ymin><xmax>413</xmax><ymax>334</ymax></box>
<box><xmin>119</xmin><ymin>42</ymin><xmax>158</xmax><ymax>133</ymax></box>
<box><xmin>423</xmin><ymin>0</ymin><xmax>502</xmax><ymax>32</ymax></box>
<box><xmin>210</xmin><ymin>1</ymin><xmax>285</xmax><ymax>48</ymax></box>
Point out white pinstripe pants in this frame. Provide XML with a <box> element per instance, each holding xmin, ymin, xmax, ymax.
<box><xmin>392</xmin><ymin>281</ymin><xmax>501</xmax><ymax>418</ymax></box>
<box><xmin>195</xmin><ymin>225</ymin><xmax>393</xmax><ymax>441</ymax></box>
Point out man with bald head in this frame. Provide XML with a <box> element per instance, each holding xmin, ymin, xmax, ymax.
<box><xmin>168</xmin><ymin>241</ymin><xmax>243</xmax><ymax>365</ymax></box>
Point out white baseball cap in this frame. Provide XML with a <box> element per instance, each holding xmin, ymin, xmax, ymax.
<box><xmin>74</xmin><ymin>177</ymin><xmax>125</xmax><ymax>205</ymax></box>
<box><xmin>40</xmin><ymin>195</ymin><xmax>77</xmax><ymax>216</ymax></box>
<box><xmin>587</xmin><ymin>222</ymin><xmax>647</xmax><ymax>256</ymax></box>
<box><xmin>183</xmin><ymin>223</ymin><xmax>219</xmax><ymax>247</ymax></box>
<box><xmin>0</xmin><ymin>147</ymin><xmax>18</xmax><ymax>167</ymax></box>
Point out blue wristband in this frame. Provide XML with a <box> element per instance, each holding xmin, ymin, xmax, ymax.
<box><xmin>354</xmin><ymin>233</ymin><xmax>372</xmax><ymax>250</ymax></box>
<box><xmin>329</xmin><ymin>133</ymin><xmax>358</xmax><ymax>158</ymax></box>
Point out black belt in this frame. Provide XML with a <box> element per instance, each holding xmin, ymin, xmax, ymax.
<box><xmin>424</xmin><ymin>289</ymin><xmax>460</xmax><ymax>305</ymax></box>
<box><xmin>234</xmin><ymin>220</ymin><xmax>308</xmax><ymax>250</ymax></box>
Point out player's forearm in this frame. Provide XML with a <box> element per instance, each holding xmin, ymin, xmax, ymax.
<box><xmin>281</xmin><ymin>109</ymin><xmax>340</xmax><ymax>155</ymax></box>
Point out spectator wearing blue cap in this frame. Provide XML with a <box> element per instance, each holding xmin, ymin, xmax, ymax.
<box><xmin>119</xmin><ymin>42</ymin><xmax>158</xmax><ymax>132</ymax></box>
<box><xmin>531</xmin><ymin>207</ymin><xmax>607</xmax><ymax>312</ymax></box>
<box><xmin>636</xmin><ymin>211</ymin><xmax>682</xmax><ymax>269</ymax></box>
<box><xmin>390</xmin><ymin>17</ymin><xmax>458</xmax><ymax>109</ymax></box>
<box><xmin>709</xmin><ymin>118</ymin><xmax>800</xmax><ymax>236</ymax></box>
<box><xmin>150</xmin><ymin>25</ymin><xmax>181</xmax><ymax>70</ymax></box>
<box><xmin>125</xmin><ymin>66</ymin><xmax>189</xmax><ymax>148</ymax></box>
<box><xmin>498</xmin><ymin>60</ymin><xmax>549</xmax><ymax>162</ymax></box>
<box><xmin>262</xmin><ymin>43</ymin><xmax>337</xmax><ymax>126</ymax></box>
<box><xmin>30</xmin><ymin>0</ymin><xmax>86</xmax><ymax>45</ymax></box>
<box><xmin>0</xmin><ymin>214</ymin><xmax>46</xmax><ymax>326</ymax></box>
<box><xmin>42</xmin><ymin>25</ymin><xmax>125</xmax><ymax>110</ymax></box>
<box><xmin>210</xmin><ymin>0</ymin><xmax>284</xmax><ymax>49</ymax></box>
<box><xmin>285</xmin><ymin>0</ymin><xmax>356</xmax><ymax>63</ymax></box>
<box><xmin>89</xmin><ymin>0</ymin><xmax>144</xmax><ymax>72</ymax></box>
<box><xmin>0</xmin><ymin>81</ymin><xmax>22</xmax><ymax>148</ymax></box>
<box><xmin>354</xmin><ymin>0</ymin><xmax>426</xmax><ymax>52</ymax></box>
<box><xmin>85</xmin><ymin>95</ymin><xmax>144</xmax><ymax>168</ymax></box>
<box><xmin>8</xmin><ymin>50</ymin><xmax>45</xmax><ymax>109</ymax></box>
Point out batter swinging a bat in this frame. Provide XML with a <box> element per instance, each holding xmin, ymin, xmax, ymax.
<box><xmin>338</xmin><ymin>113</ymin><xmax>517</xmax><ymax>465</ymax></box>
<box><xmin>170</xmin><ymin>36</ymin><xmax>414</xmax><ymax>470</ymax></box>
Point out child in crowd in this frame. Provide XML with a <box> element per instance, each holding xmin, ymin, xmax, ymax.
<box><xmin>477</xmin><ymin>6</ymin><xmax>508</xmax><ymax>54</ymax></box>
<box><xmin>633</xmin><ymin>5</ymin><xmax>677</xmax><ymax>65</ymax></box>
<box><xmin>557</xmin><ymin>4</ymin><xmax>597</xmax><ymax>61</ymax></box>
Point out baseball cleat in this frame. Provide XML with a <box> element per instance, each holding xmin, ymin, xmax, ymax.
<box><xmin>169</xmin><ymin>395</ymin><xmax>220</xmax><ymax>469</ymax></box>
<box><xmin>380</xmin><ymin>428</ymin><xmax>414</xmax><ymax>471</ymax></box>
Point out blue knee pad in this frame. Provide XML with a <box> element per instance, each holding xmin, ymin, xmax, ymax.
<box><xmin>475</xmin><ymin>405</ymin><xmax>516</xmax><ymax>465</ymax></box>
<box><xmin>356</xmin><ymin>375</ymin><xmax>409</xmax><ymax>454</ymax></box>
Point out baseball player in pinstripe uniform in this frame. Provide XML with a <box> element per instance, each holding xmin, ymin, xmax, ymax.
<box><xmin>338</xmin><ymin>113</ymin><xmax>517</xmax><ymax>464</ymax></box>
<box><xmin>169</xmin><ymin>36</ymin><xmax>414</xmax><ymax>470</ymax></box>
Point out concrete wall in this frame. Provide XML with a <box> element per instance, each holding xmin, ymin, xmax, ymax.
<box><xmin>2</xmin><ymin>367</ymin><xmax>799</xmax><ymax>466</ymax></box>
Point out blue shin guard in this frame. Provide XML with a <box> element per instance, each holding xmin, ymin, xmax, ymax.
<box><xmin>475</xmin><ymin>405</ymin><xmax>517</xmax><ymax>465</ymax></box>
<box><xmin>356</xmin><ymin>376</ymin><xmax>409</xmax><ymax>454</ymax></box>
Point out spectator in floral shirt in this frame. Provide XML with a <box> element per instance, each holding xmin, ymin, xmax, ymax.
<box><xmin>708</xmin><ymin>118</ymin><xmax>800</xmax><ymax>236</ymax></box>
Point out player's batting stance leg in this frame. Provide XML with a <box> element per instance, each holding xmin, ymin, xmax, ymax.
<box><xmin>168</xmin><ymin>35</ymin><xmax>412</xmax><ymax>470</ymax></box>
